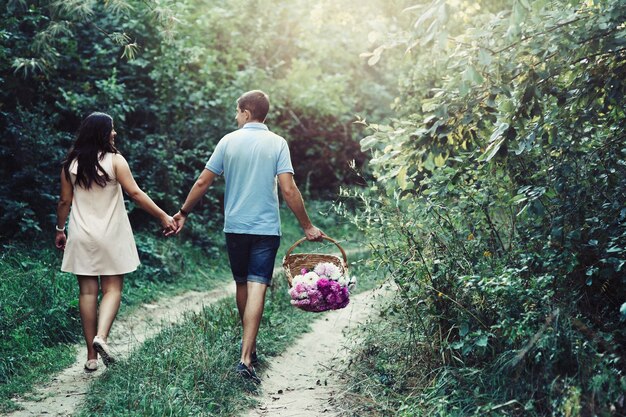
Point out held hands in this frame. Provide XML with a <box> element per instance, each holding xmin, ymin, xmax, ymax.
<box><xmin>160</xmin><ymin>215</ymin><xmax>177</xmax><ymax>236</ymax></box>
<box><xmin>163</xmin><ymin>211</ymin><xmax>187</xmax><ymax>237</ymax></box>
<box><xmin>172</xmin><ymin>211</ymin><xmax>187</xmax><ymax>235</ymax></box>
<box><xmin>162</xmin><ymin>213</ymin><xmax>321</xmax><ymax>240</ymax></box>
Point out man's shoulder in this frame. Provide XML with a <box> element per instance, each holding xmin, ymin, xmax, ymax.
<box><xmin>230</xmin><ymin>126</ymin><xmax>286</xmax><ymax>142</ymax></box>
<box><xmin>259</xmin><ymin>126</ymin><xmax>286</xmax><ymax>142</ymax></box>
<box><xmin>221</xmin><ymin>130</ymin><xmax>239</xmax><ymax>141</ymax></box>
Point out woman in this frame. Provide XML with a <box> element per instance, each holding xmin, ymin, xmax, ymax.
<box><xmin>54</xmin><ymin>112</ymin><xmax>175</xmax><ymax>372</ymax></box>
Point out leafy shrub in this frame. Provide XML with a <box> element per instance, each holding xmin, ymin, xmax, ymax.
<box><xmin>340</xmin><ymin>0</ymin><xmax>626</xmax><ymax>415</ymax></box>
<box><xmin>0</xmin><ymin>0</ymin><xmax>398</xmax><ymax>239</ymax></box>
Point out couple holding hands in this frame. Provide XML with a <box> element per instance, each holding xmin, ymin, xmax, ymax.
<box><xmin>55</xmin><ymin>90</ymin><xmax>323</xmax><ymax>383</ymax></box>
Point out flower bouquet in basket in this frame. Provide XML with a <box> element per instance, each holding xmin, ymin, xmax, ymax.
<box><xmin>282</xmin><ymin>237</ymin><xmax>356</xmax><ymax>313</ymax></box>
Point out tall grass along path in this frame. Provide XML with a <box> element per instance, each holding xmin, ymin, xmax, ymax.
<box><xmin>7</xmin><ymin>285</ymin><xmax>236</xmax><ymax>417</ymax></box>
<box><xmin>8</xmin><ymin>248</ymin><xmax>370</xmax><ymax>417</ymax></box>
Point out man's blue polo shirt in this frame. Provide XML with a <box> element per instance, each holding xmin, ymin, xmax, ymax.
<box><xmin>205</xmin><ymin>122</ymin><xmax>294</xmax><ymax>236</ymax></box>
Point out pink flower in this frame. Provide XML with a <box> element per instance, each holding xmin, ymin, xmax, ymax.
<box><xmin>308</xmin><ymin>289</ymin><xmax>322</xmax><ymax>305</ymax></box>
<box><xmin>288</xmin><ymin>270</ymin><xmax>352</xmax><ymax>312</ymax></box>
<box><xmin>326</xmin><ymin>293</ymin><xmax>337</xmax><ymax>305</ymax></box>
<box><xmin>334</xmin><ymin>297</ymin><xmax>349</xmax><ymax>310</ymax></box>
<box><xmin>289</xmin><ymin>283</ymin><xmax>308</xmax><ymax>300</ymax></box>
<box><xmin>291</xmin><ymin>298</ymin><xmax>311</xmax><ymax>307</ymax></box>
<box><xmin>317</xmin><ymin>278</ymin><xmax>331</xmax><ymax>292</ymax></box>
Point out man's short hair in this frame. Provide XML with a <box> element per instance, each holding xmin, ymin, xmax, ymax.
<box><xmin>237</xmin><ymin>90</ymin><xmax>270</xmax><ymax>122</ymax></box>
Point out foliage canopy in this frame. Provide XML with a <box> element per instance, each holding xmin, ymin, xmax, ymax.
<box><xmin>0</xmin><ymin>0</ymin><xmax>399</xmax><ymax>240</ymax></box>
<box><xmin>344</xmin><ymin>0</ymin><xmax>626</xmax><ymax>415</ymax></box>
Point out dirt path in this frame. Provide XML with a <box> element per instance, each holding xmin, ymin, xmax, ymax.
<box><xmin>8</xmin><ymin>283</ymin><xmax>235</xmax><ymax>417</ymax></box>
<box><xmin>7</xmin><ymin>247</ymin><xmax>371</xmax><ymax>417</ymax></box>
<box><xmin>244</xmin><ymin>286</ymin><xmax>389</xmax><ymax>417</ymax></box>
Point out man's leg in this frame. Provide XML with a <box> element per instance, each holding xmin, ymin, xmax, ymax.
<box><xmin>226</xmin><ymin>234</ymin><xmax>255</xmax><ymax>358</ymax></box>
<box><xmin>235</xmin><ymin>281</ymin><xmax>247</xmax><ymax>322</ymax></box>
<box><xmin>235</xmin><ymin>282</ymin><xmax>258</xmax><ymax>356</ymax></box>
<box><xmin>239</xmin><ymin>235</ymin><xmax>280</xmax><ymax>367</ymax></box>
<box><xmin>240</xmin><ymin>281</ymin><xmax>267</xmax><ymax>367</ymax></box>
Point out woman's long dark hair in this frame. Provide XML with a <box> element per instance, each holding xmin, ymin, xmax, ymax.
<box><xmin>62</xmin><ymin>112</ymin><xmax>118</xmax><ymax>189</ymax></box>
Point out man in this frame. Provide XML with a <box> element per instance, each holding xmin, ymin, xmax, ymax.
<box><xmin>171</xmin><ymin>90</ymin><xmax>324</xmax><ymax>383</ymax></box>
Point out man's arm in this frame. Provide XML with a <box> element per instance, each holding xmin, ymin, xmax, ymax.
<box><xmin>278</xmin><ymin>173</ymin><xmax>324</xmax><ymax>241</ymax></box>
<box><xmin>171</xmin><ymin>169</ymin><xmax>218</xmax><ymax>234</ymax></box>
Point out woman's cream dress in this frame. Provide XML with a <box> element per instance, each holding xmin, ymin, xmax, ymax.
<box><xmin>61</xmin><ymin>152</ymin><xmax>140</xmax><ymax>275</ymax></box>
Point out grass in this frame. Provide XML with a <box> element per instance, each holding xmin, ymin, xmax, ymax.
<box><xmin>0</xmin><ymin>232</ymin><xmax>229</xmax><ymax>413</ymax></box>
<box><xmin>78</xmin><ymin>276</ymin><xmax>300</xmax><ymax>416</ymax></box>
<box><xmin>76</xmin><ymin>200</ymin><xmax>377</xmax><ymax>416</ymax></box>
<box><xmin>0</xmin><ymin>248</ymin><xmax>82</xmax><ymax>412</ymax></box>
<box><xmin>1</xmin><ymin>199</ymin><xmax>365</xmax><ymax>413</ymax></box>
<box><xmin>337</xmin><ymin>311</ymin><xmax>589</xmax><ymax>417</ymax></box>
<box><xmin>78</xmin><ymin>254</ymin><xmax>379</xmax><ymax>416</ymax></box>
<box><xmin>334</xmin><ymin>311</ymin><xmax>437</xmax><ymax>417</ymax></box>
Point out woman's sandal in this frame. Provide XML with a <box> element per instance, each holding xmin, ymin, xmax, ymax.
<box><xmin>92</xmin><ymin>336</ymin><xmax>116</xmax><ymax>367</ymax></box>
<box><xmin>84</xmin><ymin>359</ymin><xmax>98</xmax><ymax>372</ymax></box>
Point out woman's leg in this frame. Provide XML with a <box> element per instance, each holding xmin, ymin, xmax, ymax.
<box><xmin>97</xmin><ymin>275</ymin><xmax>124</xmax><ymax>340</ymax></box>
<box><xmin>77</xmin><ymin>275</ymin><xmax>99</xmax><ymax>360</ymax></box>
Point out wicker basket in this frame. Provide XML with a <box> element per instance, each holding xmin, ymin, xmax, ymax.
<box><xmin>282</xmin><ymin>236</ymin><xmax>348</xmax><ymax>287</ymax></box>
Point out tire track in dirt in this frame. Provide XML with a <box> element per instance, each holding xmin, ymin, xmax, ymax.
<box><xmin>7</xmin><ymin>247</ymin><xmax>370</xmax><ymax>417</ymax></box>
<box><xmin>244</xmin><ymin>286</ymin><xmax>390</xmax><ymax>417</ymax></box>
<box><xmin>7</xmin><ymin>283</ymin><xmax>235</xmax><ymax>417</ymax></box>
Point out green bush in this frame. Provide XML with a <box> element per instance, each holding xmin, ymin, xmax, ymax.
<box><xmin>0</xmin><ymin>0</ymin><xmax>398</xmax><ymax>239</ymax></box>
<box><xmin>339</xmin><ymin>0</ymin><xmax>626</xmax><ymax>415</ymax></box>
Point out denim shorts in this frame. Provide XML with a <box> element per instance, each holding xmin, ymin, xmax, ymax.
<box><xmin>225</xmin><ymin>233</ymin><xmax>281</xmax><ymax>285</ymax></box>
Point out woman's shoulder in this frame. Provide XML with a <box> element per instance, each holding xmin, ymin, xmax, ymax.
<box><xmin>107</xmin><ymin>152</ymin><xmax>128</xmax><ymax>177</ymax></box>
<box><xmin>109</xmin><ymin>152</ymin><xmax>127</xmax><ymax>165</ymax></box>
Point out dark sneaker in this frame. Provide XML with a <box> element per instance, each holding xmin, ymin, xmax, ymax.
<box><xmin>251</xmin><ymin>351</ymin><xmax>259</xmax><ymax>367</ymax></box>
<box><xmin>240</xmin><ymin>340</ymin><xmax>260</xmax><ymax>367</ymax></box>
<box><xmin>235</xmin><ymin>362</ymin><xmax>261</xmax><ymax>384</ymax></box>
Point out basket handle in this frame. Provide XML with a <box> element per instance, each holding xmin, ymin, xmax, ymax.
<box><xmin>284</xmin><ymin>236</ymin><xmax>348</xmax><ymax>265</ymax></box>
